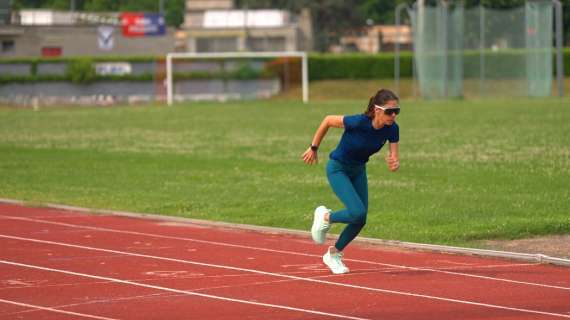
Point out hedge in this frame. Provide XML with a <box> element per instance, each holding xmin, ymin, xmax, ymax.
<box><xmin>0</xmin><ymin>57</ymin><xmax>275</xmax><ymax>84</ymax></box>
<box><xmin>308</xmin><ymin>52</ymin><xmax>413</xmax><ymax>80</ymax></box>
<box><xmin>0</xmin><ymin>50</ymin><xmax>568</xmax><ymax>84</ymax></box>
<box><xmin>308</xmin><ymin>49</ymin><xmax>570</xmax><ymax>80</ymax></box>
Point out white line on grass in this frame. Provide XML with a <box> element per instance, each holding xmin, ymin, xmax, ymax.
<box><xmin>0</xmin><ymin>259</ymin><xmax>370</xmax><ymax>320</ymax></box>
<box><xmin>1</xmin><ymin>215</ymin><xmax>568</xmax><ymax>291</ymax></box>
<box><xmin>1</xmin><ymin>234</ymin><xmax>570</xmax><ymax>319</ymax></box>
<box><xmin>0</xmin><ymin>298</ymin><xmax>119</xmax><ymax>320</ymax></box>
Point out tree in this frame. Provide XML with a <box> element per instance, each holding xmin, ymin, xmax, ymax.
<box><xmin>83</xmin><ymin>0</ymin><xmax>119</xmax><ymax>11</ymax></box>
<box><xmin>164</xmin><ymin>0</ymin><xmax>184</xmax><ymax>28</ymax></box>
<box><xmin>563</xmin><ymin>0</ymin><xmax>570</xmax><ymax>44</ymax></box>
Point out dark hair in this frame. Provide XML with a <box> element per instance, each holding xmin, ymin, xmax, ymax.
<box><xmin>363</xmin><ymin>89</ymin><xmax>399</xmax><ymax>118</ymax></box>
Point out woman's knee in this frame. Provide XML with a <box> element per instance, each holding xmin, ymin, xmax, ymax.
<box><xmin>349</xmin><ymin>207</ymin><xmax>367</xmax><ymax>224</ymax></box>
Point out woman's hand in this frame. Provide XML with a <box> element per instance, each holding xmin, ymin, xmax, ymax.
<box><xmin>386</xmin><ymin>155</ymin><xmax>400</xmax><ymax>171</ymax></box>
<box><xmin>302</xmin><ymin>147</ymin><xmax>318</xmax><ymax>165</ymax></box>
<box><xmin>302</xmin><ymin>115</ymin><xmax>343</xmax><ymax>166</ymax></box>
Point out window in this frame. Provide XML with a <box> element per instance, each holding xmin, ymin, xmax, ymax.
<box><xmin>1</xmin><ymin>40</ymin><xmax>14</xmax><ymax>53</ymax></box>
<box><xmin>196</xmin><ymin>37</ymin><xmax>237</xmax><ymax>52</ymax></box>
<box><xmin>248</xmin><ymin>37</ymin><xmax>286</xmax><ymax>52</ymax></box>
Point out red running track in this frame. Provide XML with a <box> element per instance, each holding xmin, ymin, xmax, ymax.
<box><xmin>0</xmin><ymin>202</ymin><xmax>569</xmax><ymax>320</ymax></box>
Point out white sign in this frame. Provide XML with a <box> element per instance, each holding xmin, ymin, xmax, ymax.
<box><xmin>203</xmin><ymin>10</ymin><xmax>284</xmax><ymax>28</ymax></box>
<box><xmin>95</xmin><ymin>62</ymin><xmax>132</xmax><ymax>76</ymax></box>
<box><xmin>20</xmin><ymin>10</ymin><xmax>54</xmax><ymax>25</ymax></box>
<box><xmin>97</xmin><ymin>26</ymin><xmax>115</xmax><ymax>51</ymax></box>
<box><xmin>247</xmin><ymin>10</ymin><xmax>284</xmax><ymax>27</ymax></box>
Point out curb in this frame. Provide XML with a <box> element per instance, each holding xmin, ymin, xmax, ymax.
<box><xmin>1</xmin><ymin>198</ymin><xmax>569</xmax><ymax>267</ymax></box>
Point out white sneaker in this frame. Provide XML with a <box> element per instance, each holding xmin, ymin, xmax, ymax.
<box><xmin>311</xmin><ymin>206</ymin><xmax>330</xmax><ymax>244</ymax></box>
<box><xmin>323</xmin><ymin>246</ymin><xmax>349</xmax><ymax>274</ymax></box>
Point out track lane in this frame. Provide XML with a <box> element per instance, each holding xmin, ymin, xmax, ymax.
<box><xmin>1</xmin><ymin>229</ymin><xmax>570</xmax><ymax>319</ymax></box>
<box><xmin>2</xmin><ymin>203</ymin><xmax>570</xmax><ymax>319</ymax></box>
<box><xmin>4</xmin><ymin>236</ymin><xmax>520</xmax><ymax>320</ymax></box>
<box><xmin>2</xmin><ymin>263</ymin><xmax>367</xmax><ymax>320</ymax></box>
<box><xmin>3</xmin><ymin>205</ymin><xmax>570</xmax><ymax>290</ymax></box>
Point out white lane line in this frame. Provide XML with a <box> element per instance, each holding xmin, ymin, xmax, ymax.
<box><xmin>2</xmin><ymin>275</ymin><xmax>336</xmax><ymax>317</ymax></box>
<box><xmin>1</xmin><ymin>235</ymin><xmax>570</xmax><ymax>319</ymax></box>
<box><xmin>1</xmin><ymin>215</ymin><xmax>568</xmax><ymax>291</ymax></box>
<box><xmin>345</xmin><ymin>263</ymin><xmax>541</xmax><ymax>274</ymax></box>
<box><xmin>0</xmin><ymin>260</ymin><xmax>370</xmax><ymax>320</ymax></box>
<box><xmin>0</xmin><ymin>271</ymin><xmax>326</xmax><ymax>292</ymax></box>
<box><xmin>0</xmin><ymin>298</ymin><xmax>119</xmax><ymax>320</ymax></box>
<box><xmin>1</xmin><ymin>293</ymin><xmax>168</xmax><ymax>318</ymax></box>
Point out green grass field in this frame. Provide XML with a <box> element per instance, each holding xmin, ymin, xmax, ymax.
<box><xmin>1</xmin><ymin>96</ymin><xmax>569</xmax><ymax>247</ymax></box>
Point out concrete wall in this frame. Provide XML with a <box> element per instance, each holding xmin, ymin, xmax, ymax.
<box><xmin>37</xmin><ymin>62</ymin><xmax>66</xmax><ymax>76</ymax></box>
<box><xmin>0</xmin><ymin>78</ymin><xmax>281</xmax><ymax>106</ymax></box>
<box><xmin>0</xmin><ymin>63</ymin><xmax>31</xmax><ymax>75</ymax></box>
<box><xmin>0</xmin><ymin>25</ymin><xmax>176</xmax><ymax>58</ymax></box>
<box><xmin>0</xmin><ymin>61</ymin><xmax>159</xmax><ymax>77</ymax></box>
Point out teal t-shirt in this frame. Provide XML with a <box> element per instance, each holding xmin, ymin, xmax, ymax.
<box><xmin>329</xmin><ymin>114</ymin><xmax>399</xmax><ymax>165</ymax></box>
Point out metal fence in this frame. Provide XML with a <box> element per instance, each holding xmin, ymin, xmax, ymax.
<box><xmin>395</xmin><ymin>0</ymin><xmax>564</xmax><ymax>99</ymax></box>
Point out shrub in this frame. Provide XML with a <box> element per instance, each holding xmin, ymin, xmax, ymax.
<box><xmin>66</xmin><ymin>58</ymin><xmax>96</xmax><ymax>84</ymax></box>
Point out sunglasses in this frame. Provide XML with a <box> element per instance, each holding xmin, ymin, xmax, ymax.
<box><xmin>374</xmin><ymin>105</ymin><xmax>401</xmax><ymax>116</ymax></box>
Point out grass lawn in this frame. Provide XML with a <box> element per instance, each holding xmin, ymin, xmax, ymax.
<box><xmin>0</xmin><ymin>96</ymin><xmax>569</xmax><ymax>247</ymax></box>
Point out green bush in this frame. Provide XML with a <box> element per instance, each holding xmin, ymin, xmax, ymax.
<box><xmin>66</xmin><ymin>58</ymin><xmax>96</xmax><ymax>84</ymax></box>
<box><xmin>308</xmin><ymin>53</ymin><xmax>414</xmax><ymax>80</ymax></box>
<box><xmin>233</xmin><ymin>63</ymin><xmax>262</xmax><ymax>80</ymax></box>
<box><xmin>308</xmin><ymin>49</ymin><xmax>569</xmax><ymax>81</ymax></box>
<box><xmin>463</xmin><ymin>50</ymin><xmax>528</xmax><ymax>79</ymax></box>
<box><xmin>0</xmin><ymin>50</ymin><xmax>568</xmax><ymax>84</ymax></box>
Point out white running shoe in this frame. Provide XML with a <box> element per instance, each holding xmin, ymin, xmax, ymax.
<box><xmin>311</xmin><ymin>206</ymin><xmax>330</xmax><ymax>244</ymax></box>
<box><xmin>323</xmin><ymin>246</ymin><xmax>349</xmax><ymax>274</ymax></box>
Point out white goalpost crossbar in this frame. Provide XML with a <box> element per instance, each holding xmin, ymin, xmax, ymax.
<box><xmin>165</xmin><ymin>51</ymin><xmax>309</xmax><ymax>105</ymax></box>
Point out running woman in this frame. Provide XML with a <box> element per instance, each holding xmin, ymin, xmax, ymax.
<box><xmin>301</xmin><ymin>89</ymin><xmax>400</xmax><ymax>274</ymax></box>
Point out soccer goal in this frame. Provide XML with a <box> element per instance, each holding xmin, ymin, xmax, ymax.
<box><xmin>165</xmin><ymin>51</ymin><xmax>308</xmax><ymax>105</ymax></box>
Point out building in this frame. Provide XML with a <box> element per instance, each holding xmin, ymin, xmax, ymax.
<box><xmin>0</xmin><ymin>9</ymin><xmax>176</xmax><ymax>57</ymax></box>
<box><xmin>179</xmin><ymin>0</ymin><xmax>312</xmax><ymax>52</ymax></box>
<box><xmin>334</xmin><ymin>25</ymin><xmax>412</xmax><ymax>53</ymax></box>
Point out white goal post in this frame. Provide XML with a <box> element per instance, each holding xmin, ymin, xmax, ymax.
<box><xmin>165</xmin><ymin>51</ymin><xmax>309</xmax><ymax>105</ymax></box>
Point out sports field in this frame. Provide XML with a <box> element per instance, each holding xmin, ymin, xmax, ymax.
<box><xmin>0</xmin><ymin>97</ymin><xmax>569</xmax><ymax>247</ymax></box>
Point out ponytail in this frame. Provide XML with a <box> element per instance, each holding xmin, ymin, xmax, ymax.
<box><xmin>363</xmin><ymin>96</ymin><xmax>376</xmax><ymax>118</ymax></box>
<box><xmin>363</xmin><ymin>89</ymin><xmax>399</xmax><ymax>118</ymax></box>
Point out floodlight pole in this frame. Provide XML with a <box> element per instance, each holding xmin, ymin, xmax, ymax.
<box><xmin>410</xmin><ymin>1</ymin><xmax>420</xmax><ymax>98</ymax></box>
<box><xmin>394</xmin><ymin>3</ymin><xmax>408</xmax><ymax>96</ymax></box>
<box><xmin>553</xmin><ymin>0</ymin><xmax>564</xmax><ymax>97</ymax></box>
<box><xmin>441</xmin><ymin>0</ymin><xmax>449</xmax><ymax>98</ymax></box>
<box><xmin>301</xmin><ymin>53</ymin><xmax>309</xmax><ymax>103</ymax></box>
<box><xmin>479</xmin><ymin>5</ymin><xmax>485</xmax><ymax>97</ymax></box>
<box><xmin>166</xmin><ymin>54</ymin><xmax>173</xmax><ymax>106</ymax></box>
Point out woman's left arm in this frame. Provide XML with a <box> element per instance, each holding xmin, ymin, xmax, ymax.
<box><xmin>386</xmin><ymin>142</ymin><xmax>400</xmax><ymax>172</ymax></box>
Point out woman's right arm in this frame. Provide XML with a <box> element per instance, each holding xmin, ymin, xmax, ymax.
<box><xmin>302</xmin><ymin>115</ymin><xmax>344</xmax><ymax>165</ymax></box>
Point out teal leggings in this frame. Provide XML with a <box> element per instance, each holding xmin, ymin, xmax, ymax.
<box><xmin>326</xmin><ymin>159</ymin><xmax>368</xmax><ymax>251</ymax></box>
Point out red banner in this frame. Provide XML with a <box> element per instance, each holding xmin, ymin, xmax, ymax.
<box><xmin>121</xmin><ymin>12</ymin><xmax>166</xmax><ymax>37</ymax></box>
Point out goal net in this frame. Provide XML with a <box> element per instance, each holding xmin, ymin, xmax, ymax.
<box><xmin>165</xmin><ymin>52</ymin><xmax>308</xmax><ymax>105</ymax></box>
